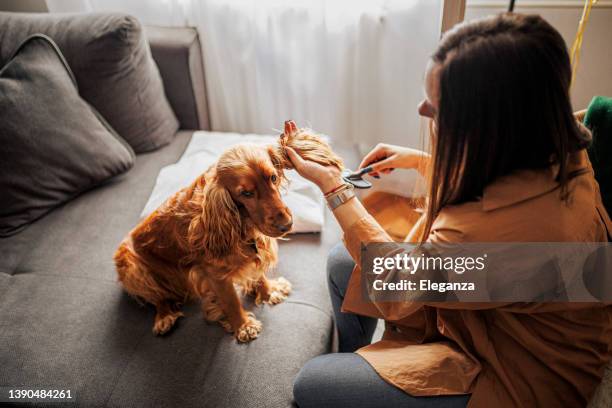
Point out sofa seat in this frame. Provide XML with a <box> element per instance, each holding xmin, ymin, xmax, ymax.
<box><xmin>0</xmin><ymin>131</ymin><xmax>360</xmax><ymax>407</ymax></box>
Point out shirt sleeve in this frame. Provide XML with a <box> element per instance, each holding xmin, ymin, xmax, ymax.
<box><xmin>338</xmin><ymin>212</ymin><xmax>583</xmax><ymax>319</ymax></box>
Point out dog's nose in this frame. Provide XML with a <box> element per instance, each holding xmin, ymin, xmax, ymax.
<box><xmin>278</xmin><ymin>222</ymin><xmax>292</xmax><ymax>233</ymax></box>
<box><xmin>276</xmin><ymin>219</ymin><xmax>293</xmax><ymax>233</ymax></box>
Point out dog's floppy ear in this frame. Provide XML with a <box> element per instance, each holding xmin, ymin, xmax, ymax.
<box><xmin>267</xmin><ymin>145</ymin><xmax>289</xmax><ymax>183</ymax></box>
<box><xmin>276</xmin><ymin>120</ymin><xmax>345</xmax><ymax>171</ymax></box>
<box><xmin>189</xmin><ymin>181</ymin><xmax>241</xmax><ymax>258</ymax></box>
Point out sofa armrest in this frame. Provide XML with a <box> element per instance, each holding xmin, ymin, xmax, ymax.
<box><xmin>145</xmin><ymin>26</ymin><xmax>210</xmax><ymax>130</ymax></box>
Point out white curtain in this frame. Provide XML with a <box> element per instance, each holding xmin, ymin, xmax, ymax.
<box><xmin>47</xmin><ymin>0</ymin><xmax>441</xmax><ymax>148</ymax></box>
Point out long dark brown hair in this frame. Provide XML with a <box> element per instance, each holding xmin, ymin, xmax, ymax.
<box><xmin>421</xmin><ymin>13</ymin><xmax>589</xmax><ymax>241</ymax></box>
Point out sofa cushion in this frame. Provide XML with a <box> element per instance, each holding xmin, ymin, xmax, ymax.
<box><xmin>0</xmin><ymin>34</ymin><xmax>134</xmax><ymax>237</ymax></box>
<box><xmin>0</xmin><ymin>132</ymin><xmax>361</xmax><ymax>407</ymax></box>
<box><xmin>0</xmin><ymin>12</ymin><xmax>179</xmax><ymax>153</ymax></box>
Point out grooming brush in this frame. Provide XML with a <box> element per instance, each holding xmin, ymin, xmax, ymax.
<box><xmin>341</xmin><ymin>166</ymin><xmax>374</xmax><ymax>189</ymax></box>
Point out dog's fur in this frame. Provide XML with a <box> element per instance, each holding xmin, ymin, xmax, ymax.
<box><xmin>114</xmin><ymin>121</ymin><xmax>343</xmax><ymax>342</ymax></box>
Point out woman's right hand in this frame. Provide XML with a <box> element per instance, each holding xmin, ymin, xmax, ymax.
<box><xmin>359</xmin><ymin>143</ymin><xmax>429</xmax><ymax>177</ymax></box>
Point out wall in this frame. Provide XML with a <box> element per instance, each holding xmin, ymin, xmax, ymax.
<box><xmin>466</xmin><ymin>0</ymin><xmax>612</xmax><ymax>111</ymax></box>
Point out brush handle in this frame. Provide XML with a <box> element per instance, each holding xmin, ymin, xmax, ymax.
<box><xmin>350</xmin><ymin>166</ymin><xmax>373</xmax><ymax>178</ymax></box>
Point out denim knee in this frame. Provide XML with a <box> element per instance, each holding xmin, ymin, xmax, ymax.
<box><xmin>326</xmin><ymin>242</ymin><xmax>355</xmax><ymax>293</ymax></box>
<box><xmin>293</xmin><ymin>355</ymin><xmax>329</xmax><ymax>408</ymax></box>
<box><xmin>293</xmin><ymin>357</ymin><xmax>316</xmax><ymax>407</ymax></box>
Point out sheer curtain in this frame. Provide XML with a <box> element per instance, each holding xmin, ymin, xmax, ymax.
<box><xmin>47</xmin><ymin>0</ymin><xmax>442</xmax><ymax>147</ymax></box>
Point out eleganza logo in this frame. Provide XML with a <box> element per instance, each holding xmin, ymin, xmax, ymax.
<box><xmin>360</xmin><ymin>242</ymin><xmax>612</xmax><ymax>303</ymax></box>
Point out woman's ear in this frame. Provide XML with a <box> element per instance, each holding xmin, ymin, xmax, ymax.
<box><xmin>189</xmin><ymin>182</ymin><xmax>241</xmax><ymax>258</ymax></box>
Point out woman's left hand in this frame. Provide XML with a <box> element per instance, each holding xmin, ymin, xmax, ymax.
<box><xmin>284</xmin><ymin>147</ymin><xmax>344</xmax><ymax>193</ymax></box>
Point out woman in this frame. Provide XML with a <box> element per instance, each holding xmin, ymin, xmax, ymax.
<box><xmin>288</xmin><ymin>13</ymin><xmax>612</xmax><ymax>408</ymax></box>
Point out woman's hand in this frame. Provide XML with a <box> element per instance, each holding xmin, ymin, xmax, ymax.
<box><xmin>359</xmin><ymin>143</ymin><xmax>429</xmax><ymax>177</ymax></box>
<box><xmin>284</xmin><ymin>147</ymin><xmax>344</xmax><ymax>193</ymax></box>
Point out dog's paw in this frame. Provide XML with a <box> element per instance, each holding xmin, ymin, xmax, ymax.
<box><xmin>152</xmin><ymin>311</ymin><xmax>183</xmax><ymax>336</ymax></box>
<box><xmin>273</xmin><ymin>277</ymin><xmax>292</xmax><ymax>295</ymax></box>
<box><xmin>202</xmin><ymin>292</ymin><xmax>225</xmax><ymax>321</ymax></box>
<box><xmin>218</xmin><ymin>318</ymin><xmax>233</xmax><ymax>333</ymax></box>
<box><xmin>265</xmin><ymin>277</ymin><xmax>292</xmax><ymax>305</ymax></box>
<box><xmin>255</xmin><ymin>277</ymin><xmax>292</xmax><ymax>305</ymax></box>
<box><xmin>235</xmin><ymin>312</ymin><xmax>262</xmax><ymax>343</ymax></box>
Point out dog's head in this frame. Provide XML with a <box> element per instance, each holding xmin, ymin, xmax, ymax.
<box><xmin>206</xmin><ymin>144</ymin><xmax>293</xmax><ymax>241</ymax></box>
<box><xmin>197</xmin><ymin>121</ymin><xmax>342</xmax><ymax>257</ymax></box>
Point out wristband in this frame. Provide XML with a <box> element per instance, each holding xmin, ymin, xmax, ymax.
<box><xmin>324</xmin><ymin>183</ymin><xmax>347</xmax><ymax>196</ymax></box>
<box><xmin>326</xmin><ymin>183</ymin><xmax>355</xmax><ymax>210</ymax></box>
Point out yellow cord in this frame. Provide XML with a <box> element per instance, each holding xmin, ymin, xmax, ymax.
<box><xmin>570</xmin><ymin>0</ymin><xmax>598</xmax><ymax>87</ymax></box>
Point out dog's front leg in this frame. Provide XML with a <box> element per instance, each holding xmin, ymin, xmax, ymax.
<box><xmin>255</xmin><ymin>276</ymin><xmax>292</xmax><ymax>305</ymax></box>
<box><xmin>207</xmin><ymin>277</ymin><xmax>262</xmax><ymax>342</ymax></box>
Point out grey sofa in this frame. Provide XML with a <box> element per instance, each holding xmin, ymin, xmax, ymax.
<box><xmin>0</xmin><ymin>13</ymin><xmax>360</xmax><ymax>408</ymax></box>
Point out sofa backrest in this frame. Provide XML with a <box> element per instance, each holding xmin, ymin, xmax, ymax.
<box><xmin>146</xmin><ymin>25</ymin><xmax>211</xmax><ymax>131</ymax></box>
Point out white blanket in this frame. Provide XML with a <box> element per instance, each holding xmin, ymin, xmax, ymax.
<box><xmin>141</xmin><ymin>131</ymin><xmax>325</xmax><ymax>233</ymax></box>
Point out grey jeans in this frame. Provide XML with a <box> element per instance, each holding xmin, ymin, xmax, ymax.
<box><xmin>293</xmin><ymin>243</ymin><xmax>470</xmax><ymax>408</ymax></box>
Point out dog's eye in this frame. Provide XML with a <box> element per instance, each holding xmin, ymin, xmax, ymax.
<box><xmin>270</xmin><ymin>174</ymin><xmax>278</xmax><ymax>184</ymax></box>
<box><xmin>240</xmin><ymin>190</ymin><xmax>254</xmax><ymax>198</ymax></box>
